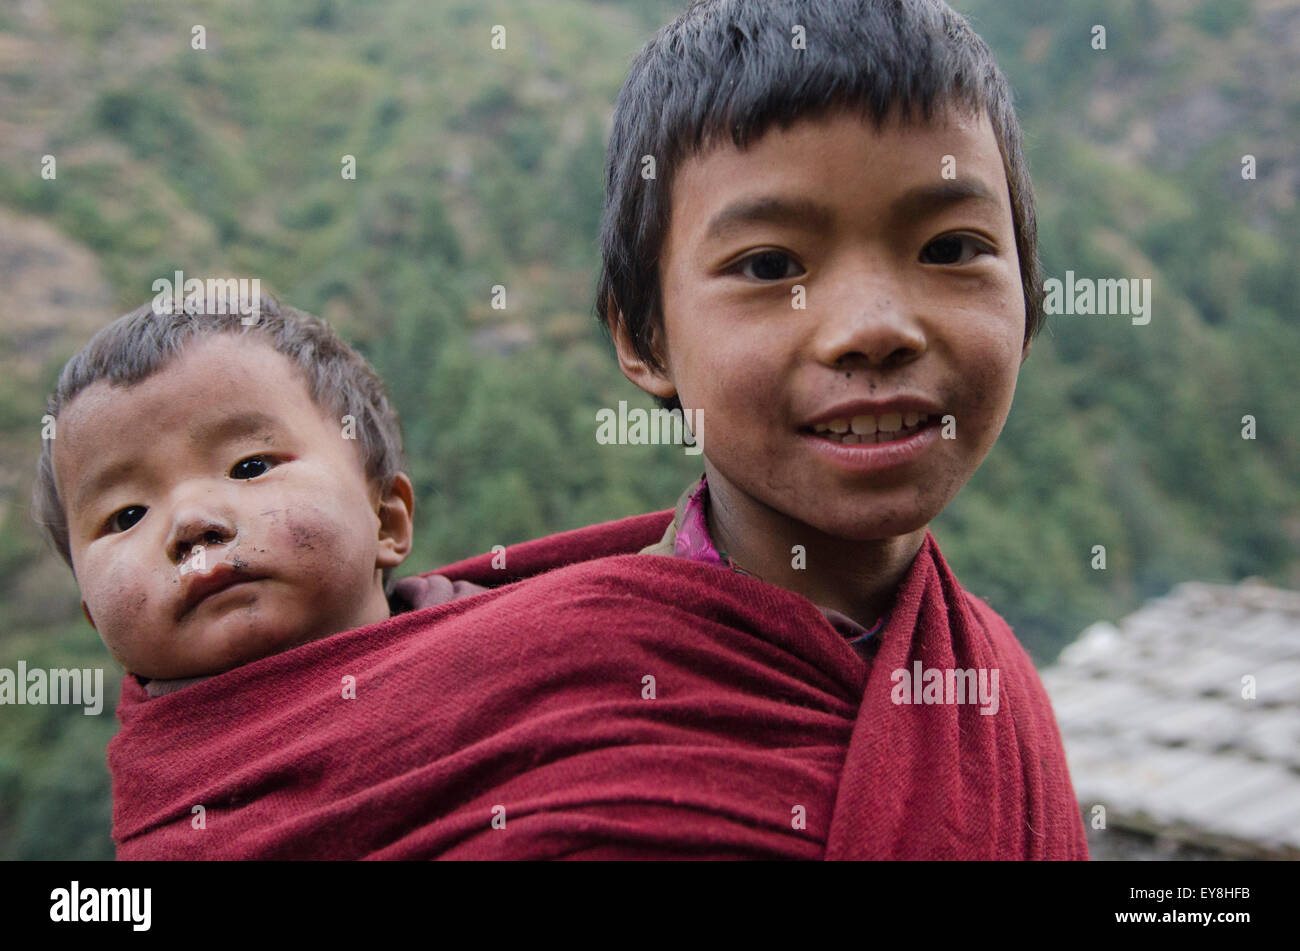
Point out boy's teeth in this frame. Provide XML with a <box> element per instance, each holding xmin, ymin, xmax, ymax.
<box><xmin>811</xmin><ymin>412</ymin><xmax>930</xmax><ymax>441</ymax></box>
<box><xmin>850</xmin><ymin>415</ymin><xmax>876</xmax><ymax>435</ymax></box>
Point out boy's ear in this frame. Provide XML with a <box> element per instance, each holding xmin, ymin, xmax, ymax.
<box><xmin>1021</xmin><ymin>332</ymin><xmax>1032</xmax><ymax>365</ymax></box>
<box><xmin>374</xmin><ymin>472</ymin><xmax>414</xmax><ymax>570</ymax></box>
<box><xmin>81</xmin><ymin>600</ymin><xmax>96</xmax><ymax>631</ymax></box>
<box><xmin>605</xmin><ymin>295</ymin><xmax>678</xmax><ymax>400</ymax></box>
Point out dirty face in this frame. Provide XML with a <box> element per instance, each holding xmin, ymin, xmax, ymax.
<box><xmin>621</xmin><ymin>106</ymin><xmax>1028</xmax><ymax>544</ymax></box>
<box><xmin>55</xmin><ymin>333</ymin><xmax>402</xmax><ymax>678</ymax></box>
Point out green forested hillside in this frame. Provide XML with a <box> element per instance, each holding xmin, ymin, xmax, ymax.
<box><xmin>0</xmin><ymin>0</ymin><xmax>1295</xmax><ymax>858</ymax></box>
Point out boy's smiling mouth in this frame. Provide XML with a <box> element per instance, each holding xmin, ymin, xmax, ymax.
<box><xmin>801</xmin><ymin>396</ymin><xmax>942</xmax><ymax>439</ymax></box>
<box><xmin>798</xmin><ymin>396</ymin><xmax>944</xmax><ymax>472</ymax></box>
<box><xmin>806</xmin><ymin>411</ymin><xmax>933</xmax><ymax>444</ymax></box>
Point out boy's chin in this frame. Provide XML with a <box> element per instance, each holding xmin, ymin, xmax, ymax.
<box><xmin>787</xmin><ymin>504</ymin><xmax>934</xmax><ymax>545</ymax></box>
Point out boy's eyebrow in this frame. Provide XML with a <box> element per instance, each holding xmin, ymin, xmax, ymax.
<box><xmin>706</xmin><ymin>196</ymin><xmax>835</xmax><ymax>242</ymax></box>
<box><xmin>71</xmin><ymin>411</ymin><xmax>284</xmax><ymax>514</ymax></box>
<box><xmin>703</xmin><ymin>180</ymin><xmax>1002</xmax><ymax>243</ymax></box>
<box><xmin>889</xmin><ymin>179</ymin><xmax>1002</xmax><ymax>221</ymax></box>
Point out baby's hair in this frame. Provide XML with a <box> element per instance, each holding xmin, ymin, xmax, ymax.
<box><xmin>596</xmin><ymin>0</ymin><xmax>1042</xmax><ymax>410</ymax></box>
<box><xmin>31</xmin><ymin>290</ymin><xmax>407</xmax><ymax>592</ymax></box>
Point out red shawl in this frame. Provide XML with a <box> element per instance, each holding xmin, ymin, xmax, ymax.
<box><xmin>109</xmin><ymin>511</ymin><xmax>1088</xmax><ymax>859</ymax></box>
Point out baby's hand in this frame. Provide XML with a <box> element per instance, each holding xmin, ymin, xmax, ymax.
<box><xmin>389</xmin><ymin>575</ymin><xmax>488</xmax><ymax>613</ymax></box>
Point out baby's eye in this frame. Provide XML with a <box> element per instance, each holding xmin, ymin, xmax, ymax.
<box><xmin>735</xmin><ymin>250</ymin><xmax>803</xmax><ymax>281</ymax></box>
<box><xmin>107</xmin><ymin>505</ymin><xmax>147</xmax><ymax>534</ymax></box>
<box><xmin>230</xmin><ymin>455</ymin><xmax>277</xmax><ymax>480</ymax></box>
<box><xmin>920</xmin><ymin>234</ymin><xmax>993</xmax><ymax>265</ymax></box>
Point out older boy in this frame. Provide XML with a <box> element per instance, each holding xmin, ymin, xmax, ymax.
<box><xmin>586</xmin><ymin>0</ymin><xmax>1088</xmax><ymax>857</ymax></box>
<box><xmin>604</xmin><ymin>0</ymin><xmax>1039</xmax><ymax>648</ymax></box>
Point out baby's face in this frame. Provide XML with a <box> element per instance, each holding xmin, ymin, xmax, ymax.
<box><xmin>55</xmin><ymin>333</ymin><xmax>407</xmax><ymax>679</ymax></box>
<box><xmin>646</xmin><ymin>106</ymin><xmax>1029</xmax><ymax>542</ymax></box>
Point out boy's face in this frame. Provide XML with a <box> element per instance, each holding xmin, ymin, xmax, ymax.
<box><xmin>617</xmin><ymin>106</ymin><xmax>1029</xmax><ymax>542</ymax></box>
<box><xmin>54</xmin><ymin>333</ymin><xmax>412</xmax><ymax>679</ymax></box>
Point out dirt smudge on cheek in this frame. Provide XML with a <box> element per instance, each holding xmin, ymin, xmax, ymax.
<box><xmin>289</xmin><ymin>519</ymin><xmax>321</xmax><ymax>552</ymax></box>
<box><xmin>280</xmin><ymin>506</ymin><xmax>353</xmax><ymax>572</ymax></box>
<box><xmin>258</xmin><ymin>500</ymin><xmax>359</xmax><ymax>590</ymax></box>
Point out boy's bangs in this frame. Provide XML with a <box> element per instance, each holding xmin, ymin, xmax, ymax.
<box><xmin>662</xmin><ymin>3</ymin><xmax>993</xmax><ymax>159</ymax></box>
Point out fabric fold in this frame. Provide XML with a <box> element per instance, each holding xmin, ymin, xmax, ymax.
<box><xmin>109</xmin><ymin>510</ymin><xmax>1087</xmax><ymax>860</ymax></box>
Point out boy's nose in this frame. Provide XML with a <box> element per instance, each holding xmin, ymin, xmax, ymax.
<box><xmin>810</xmin><ymin>297</ymin><xmax>927</xmax><ymax>372</ymax></box>
<box><xmin>806</xmin><ymin>261</ymin><xmax>927</xmax><ymax>370</ymax></box>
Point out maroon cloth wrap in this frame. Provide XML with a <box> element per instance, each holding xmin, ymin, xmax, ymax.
<box><xmin>108</xmin><ymin>510</ymin><xmax>1088</xmax><ymax>859</ymax></box>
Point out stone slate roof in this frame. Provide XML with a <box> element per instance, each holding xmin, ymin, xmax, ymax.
<box><xmin>1040</xmin><ymin>578</ymin><xmax>1300</xmax><ymax>858</ymax></box>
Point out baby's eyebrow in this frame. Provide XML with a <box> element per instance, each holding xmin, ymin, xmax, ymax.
<box><xmin>186</xmin><ymin>410</ymin><xmax>284</xmax><ymax>450</ymax></box>
<box><xmin>72</xmin><ymin>456</ymin><xmax>137</xmax><ymax>516</ymax></box>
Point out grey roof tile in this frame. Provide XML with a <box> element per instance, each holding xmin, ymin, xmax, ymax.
<box><xmin>1043</xmin><ymin>578</ymin><xmax>1300</xmax><ymax>853</ymax></box>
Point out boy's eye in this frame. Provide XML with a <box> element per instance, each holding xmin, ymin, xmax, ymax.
<box><xmin>735</xmin><ymin>250</ymin><xmax>803</xmax><ymax>281</ymax></box>
<box><xmin>230</xmin><ymin>455</ymin><xmax>276</xmax><ymax>480</ymax></box>
<box><xmin>107</xmin><ymin>505</ymin><xmax>146</xmax><ymax>533</ymax></box>
<box><xmin>920</xmin><ymin>233</ymin><xmax>993</xmax><ymax>265</ymax></box>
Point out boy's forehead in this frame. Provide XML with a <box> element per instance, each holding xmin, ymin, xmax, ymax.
<box><xmin>684</xmin><ymin>104</ymin><xmax>1000</xmax><ymax>190</ymax></box>
<box><xmin>759</xmin><ymin>98</ymin><xmax>985</xmax><ymax>143</ymax></box>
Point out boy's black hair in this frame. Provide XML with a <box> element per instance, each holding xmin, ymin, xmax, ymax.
<box><xmin>596</xmin><ymin>0</ymin><xmax>1042</xmax><ymax>410</ymax></box>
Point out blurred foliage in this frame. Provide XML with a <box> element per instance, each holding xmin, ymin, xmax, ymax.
<box><xmin>0</xmin><ymin>0</ymin><xmax>1296</xmax><ymax>858</ymax></box>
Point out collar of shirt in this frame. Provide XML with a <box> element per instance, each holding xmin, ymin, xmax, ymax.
<box><xmin>640</xmin><ymin>475</ymin><xmax>886</xmax><ymax>654</ymax></box>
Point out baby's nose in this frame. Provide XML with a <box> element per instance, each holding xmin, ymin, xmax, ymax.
<box><xmin>169</xmin><ymin>516</ymin><xmax>236</xmax><ymax>565</ymax></box>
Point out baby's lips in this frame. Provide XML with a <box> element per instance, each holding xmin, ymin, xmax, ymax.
<box><xmin>176</xmin><ymin>561</ymin><xmax>266</xmax><ymax>619</ymax></box>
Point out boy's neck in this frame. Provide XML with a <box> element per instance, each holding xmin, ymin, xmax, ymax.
<box><xmin>703</xmin><ymin>465</ymin><xmax>927</xmax><ymax>628</ymax></box>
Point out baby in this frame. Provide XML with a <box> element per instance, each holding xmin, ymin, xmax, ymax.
<box><xmin>32</xmin><ymin>291</ymin><xmax>473</xmax><ymax>697</ymax></box>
